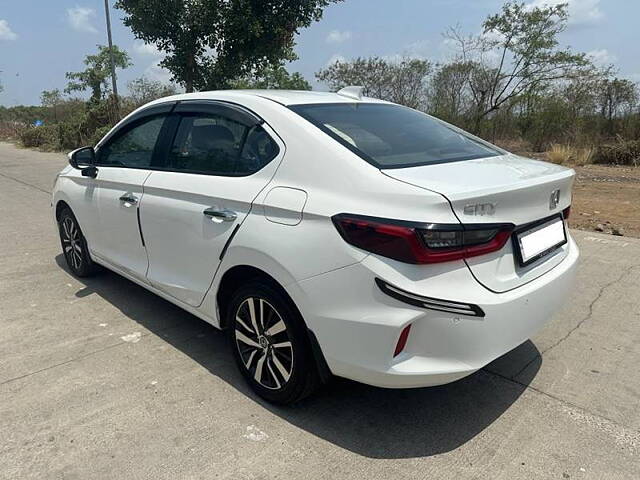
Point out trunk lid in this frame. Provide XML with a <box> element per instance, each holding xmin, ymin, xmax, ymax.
<box><xmin>382</xmin><ymin>154</ymin><xmax>575</xmax><ymax>292</ymax></box>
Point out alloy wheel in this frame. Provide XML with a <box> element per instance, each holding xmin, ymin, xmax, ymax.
<box><xmin>234</xmin><ymin>297</ymin><xmax>293</xmax><ymax>390</ymax></box>
<box><xmin>61</xmin><ymin>216</ymin><xmax>83</xmax><ymax>271</ymax></box>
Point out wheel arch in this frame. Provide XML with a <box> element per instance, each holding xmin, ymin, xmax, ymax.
<box><xmin>55</xmin><ymin>199</ymin><xmax>72</xmax><ymax>221</ymax></box>
<box><xmin>214</xmin><ymin>263</ymin><xmax>332</xmax><ymax>383</ymax></box>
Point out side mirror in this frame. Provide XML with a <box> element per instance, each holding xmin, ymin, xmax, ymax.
<box><xmin>68</xmin><ymin>146</ymin><xmax>95</xmax><ymax>170</ymax></box>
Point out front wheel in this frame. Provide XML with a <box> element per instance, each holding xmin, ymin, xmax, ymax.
<box><xmin>58</xmin><ymin>207</ymin><xmax>98</xmax><ymax>277</ymax></box>
<box><xmin>227</xmin><ymin>281</ymin><xmax>320</xmax><ymax>404</ymax></box>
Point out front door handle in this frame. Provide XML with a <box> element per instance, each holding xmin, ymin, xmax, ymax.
<box><xmin>203</xmin><ymin>207</ymin><xmax>237</xmax><ymax>222</ymax></box>
<box><xmin>119</xmin><ymin>194</ymin><xmax>138</xmax><ymax>207</ymax></box>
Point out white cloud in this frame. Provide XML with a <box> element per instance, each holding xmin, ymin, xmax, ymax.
<box><xmin>326</xmin><ymin>53</ymin><xmax>346</xmax><ymax>66</ymax></box>
<box><xmin>587</xmin><ymin>48</ymin><xmax>617</xmax><ymax>67</ymax></box>
<box><xmin>145</xmin><ymin>59</ymin><xmax>173</xmax><ymax>84</ymax></box>
<box><xmin>132</xmin><ymin>41</ymin><xmax>162</xmax><ymax>57</ymax></box>
<box><xmin>326</xmin><ymin>30</ymin><xmax>352</xmax><ymax>44</ymax></box>
<box><xmin>527</xmin><ymin>0</ymin><xmax>603</xmax><ymax>26</ymax></box>
<box><xmin>67</xmin><ymin>6</ymin><xmax>98</xmax><ymax>34</ymax></box>
<box><xmin>0</xmin><ymin>19</ymin><xmax>17</xmax><ymax>40</ymax></box>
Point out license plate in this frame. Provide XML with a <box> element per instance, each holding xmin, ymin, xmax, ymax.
<box><xmin>514</xmin><ymin>215</ymin><xmax>566</xmax><ymax>267</ymax></box>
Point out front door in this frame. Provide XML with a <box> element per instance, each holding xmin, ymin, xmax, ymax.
<box><xmin>139</xmin><ymin>102</ymin><xmax>283</xmax><ymax>306</ymax></box>
<box><xmin>90</xmin><ymin>113</ymin><xmax>168</xmax><ymax>281</ymax></box>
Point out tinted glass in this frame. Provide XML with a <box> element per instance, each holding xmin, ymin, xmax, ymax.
<box><xmin>290</xmin><ymin>103</ymin><xmax>500</xmax><ymax>168</ymax></box>
<box><xmin>169</xmin><ymin>115</ymin><xmax>246</xmax><ymax>175</ymax></box>
<box><xmin>98</xmin><ymin>116</ymin><xmax>165</xmax><ymax>168</ymax></box>
<box><xmin>168</xmin><ymin>115</ymin><xmax>278</xmax><ymax>176</ymax></box>
<box><xmin>237</xmin><ymin>126</ymin><xmax>280</xmax><ymax>175</ymax></box>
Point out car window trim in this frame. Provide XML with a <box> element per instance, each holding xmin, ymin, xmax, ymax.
<box><xmin>174</xmin><ymin>100</ymin><xmax>263</xmax><ymax>127</ymax></box>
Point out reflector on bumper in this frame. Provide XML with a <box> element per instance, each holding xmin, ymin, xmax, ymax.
<box><xmin>375</xmin><ymin>278</ymin><xmax>485</xmax><ymax>318</ymax></box>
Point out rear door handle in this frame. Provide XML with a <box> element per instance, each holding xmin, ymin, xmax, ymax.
<box><xmin>119</xmin><ymin>194</ymin><xmax>138</xmax><ymax>207</ymax></box>
<box><xmin>203</xmin><ymin>207</ymin><xmax>237</xmax><ymax>222</ymax></box>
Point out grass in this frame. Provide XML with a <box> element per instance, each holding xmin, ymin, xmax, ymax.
<box><xmin>546</xmin><ymin>144</ymin><xmax>595</xmax><ymax>166</ymax></box>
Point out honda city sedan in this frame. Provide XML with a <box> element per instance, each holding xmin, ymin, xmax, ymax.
<box><xmin>52</xmin><ymin>87</ymin><xmax>578</xmax><ymax>404</ymax></box>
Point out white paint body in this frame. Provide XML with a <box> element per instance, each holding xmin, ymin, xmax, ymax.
<box><xmin>53</xmin><ymin>90</ymin><xmax>579</xmax><ymax>388</ymax></box>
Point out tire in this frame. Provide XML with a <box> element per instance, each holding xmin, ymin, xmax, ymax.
<box><xmin>58</xmin><ymin>207</ymin><xmax>98</xmax><ymax>277</ymax></box>
<box><xmin>227</xmin><ymin>281</ymin><xmax>320</xmax><ymax>404</ymax></box>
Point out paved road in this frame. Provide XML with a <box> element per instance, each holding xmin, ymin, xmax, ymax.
<box><xmin>1</xmin><ymin>141</ymin><xmax>639</xmax><ymax>479</ymax></box>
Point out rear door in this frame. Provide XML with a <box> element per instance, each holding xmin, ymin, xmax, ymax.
<box><xmin>88</xmin><ymin>106</ymin><xmax>172</xmax><ymax>281</ymax></box>
<box><xmin>139</xmin><ymin>101</ymin><xmax>283</xmax><ymax>306</ymax></box>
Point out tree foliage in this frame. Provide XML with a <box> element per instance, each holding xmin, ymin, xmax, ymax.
<box><xmin>127</xmin><ymin>76</ymin><xmax>178</xmax><ymax>107</ymax></box>
<box><xmin>444</xmin><ymin>1</ymin><xmax>589</xmax><ymax>130</ymax></box>
<box><xmin>115</xmin><ymin>0</ymin><xmax>341</xmax><ymax>92</ymax></box>
<box><xmin>231</xmin><ymin>65</ymin><xmax>311</xmax><ymax>90</ymax></box>
<box><xmin>65</xmin><ymin>45</ymin><xmax>131</xmax><ymax>102</ymax></box>
<box><xmin>316</xmin><ymin>57</ymin><xmax>431</xmax><ymax>109</ymax></box>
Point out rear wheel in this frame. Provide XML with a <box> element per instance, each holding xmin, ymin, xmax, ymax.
<box><xmin>58</xmin><ymin>207</ymin><xmax>98</xmax><ymax>277</ymax></box>
<box><xmin>227</xmin><ymin>281</ymin><xmax>320</xmax><ymax>404</ymax></box>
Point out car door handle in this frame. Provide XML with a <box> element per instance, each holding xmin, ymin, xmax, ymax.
<box><xmin>203</xmin><ymin>207</ymin><xmax>237</xmax><ymax>222</ymax></box>
<box><xmin>119</xmin><ymin>194</ymin><xmax>138</xmax><ymax>207</ymax></box>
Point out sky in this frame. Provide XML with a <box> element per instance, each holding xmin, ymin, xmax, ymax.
<box><xmin>0</xmin><ymin>0</ymin><xmax>638</xmax><ymax>106</ymax></box>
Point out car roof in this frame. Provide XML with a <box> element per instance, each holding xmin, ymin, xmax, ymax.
<box><xmin>147</xmin><ymin>89</ymin><xmax>390</xmax><ymax>107</ymax></box>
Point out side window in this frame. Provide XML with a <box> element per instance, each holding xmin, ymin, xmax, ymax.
<box><xmin>168</xmin><ymin>114</ymin><xmax>279</xmax><ymax>176</ymax></box>
<box><xmin>97</xmin><ymin>116</ymin><xmax>165</xmax><ymax>168</ymax></box>
<box><xmin>168</xmin><ymin>114</ymin><xmax>247</xmax><ymax>175</ymax></box>
<box><xmin>237</xmin><ymin>126</ymin><xmax>280</xmax><ymax>175</ymax></box>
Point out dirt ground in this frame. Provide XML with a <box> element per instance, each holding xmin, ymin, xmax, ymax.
<box><xmin>569</xmin><ymin>164</ymin><xmax>640</xmax><ymax>238</ymax></box>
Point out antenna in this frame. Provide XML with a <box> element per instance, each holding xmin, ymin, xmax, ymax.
<box><xmin>337</xmin><ymin>86</ymin><xmax>364</xmax><ymax>101</ymax></box>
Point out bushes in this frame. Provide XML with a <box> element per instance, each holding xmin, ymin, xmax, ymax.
<box><xmin>14</xmin><ymin>98</ymin><xmax>127</xmax><ymax>151</ymax></box>
<box><xmin>546</xmin><ymin>144</ymin><xmax>594</xmax><ymax>166</ymax></box>
<box><xmin>594</xmin><ymin>139</ymin><xmax>640</xmax><ymax>166</ymax></box>
<box><xmin>19</xmin><ymin>125</ymin><xmax>60</xmax><ymax>150</ymax></box>
<box><xmin>89</xmin><ymin>125</ymin><xmax>113</xmax><ymax>146</ymax></box>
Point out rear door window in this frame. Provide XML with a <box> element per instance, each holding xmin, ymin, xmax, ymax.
<box><xmin>168</xmin><ymin>114</ymin><xmax>279</xmax><ymax>176</ymax></box>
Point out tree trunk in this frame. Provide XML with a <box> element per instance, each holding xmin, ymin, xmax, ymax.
<box><xmin>185</xmin><ymin>53</ymin><xmax>195</xmax><ymax>93</ymax></box>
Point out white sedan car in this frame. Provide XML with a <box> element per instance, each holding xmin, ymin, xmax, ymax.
<box><xmin>52</xmin><ymin>88</ymin><xmax>578</xmax><ymax>404</ymax></box>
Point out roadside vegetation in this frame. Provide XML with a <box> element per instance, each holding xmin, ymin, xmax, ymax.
<box><xmin>0</xmin><ymin>0</ymin><xmax>638</xmax><ymax>168</ymax></box>
<box><xmin>316</xmin><ymin>2</ymin><xmax>639</xmax><ymax>167</ymax></box>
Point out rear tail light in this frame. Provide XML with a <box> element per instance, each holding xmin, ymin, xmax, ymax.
<box><xmin>562</xmin><ymin>206</ymin><xmax>571</xmax><ymax>220</ymax></box>
<box><xmin>332</xmin><ymin>213</ymin><xmax>513</xmax><ymax>264</ymax></box>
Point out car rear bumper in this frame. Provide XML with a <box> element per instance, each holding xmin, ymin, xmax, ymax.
<box><xmin>290</xmin><ymin>235</ymin><xmax>579</xmax><ymax>388</ymax></box>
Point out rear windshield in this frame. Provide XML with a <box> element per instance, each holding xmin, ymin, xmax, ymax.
<box><xmin>289</xmin><ymin>103</ymin><xmax>500</xmax><ymax>168</ymax></box>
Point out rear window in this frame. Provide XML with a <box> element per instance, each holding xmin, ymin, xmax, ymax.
<box><xmin>289</xmin><ymin>103</ymin><xmax>500</xmax><ymax>168</ymax></box>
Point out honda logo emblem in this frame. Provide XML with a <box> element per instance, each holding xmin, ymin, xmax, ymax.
<box><xmin>549</xmin><ymin>189</ymin><xmax>560</xmax><ymax>210</ymax></box>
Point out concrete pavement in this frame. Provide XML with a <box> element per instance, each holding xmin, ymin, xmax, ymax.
<box><xmin>1</xmin><ymin>141</ymin><xmax>639</xmax><ymax>479</ymax></box>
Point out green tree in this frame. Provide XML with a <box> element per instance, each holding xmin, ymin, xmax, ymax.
<box><xmin>40</xmin><ymin>89</ymin><xmax>63</xmax><ymax>122</ymax></box>
<box><xmin>446</xmin><ymin>1</ymin><xmax>589</xmax><ymax>132</ymax></box>
<box><xmin>316</xmin><ymin>57</ymin><xmax>431</xmax><ymax>109</ymax></box>
<box><xmin>231</xmin><ymin>65</ymin><xmax>311</xmax><ymax>90</ymax></box>
<box><xmin>115</xmin><ymin>0</ymin><xmax>341</xmax><ymax>92</ymax></box>
<box><xmin>597</xmin><ymin>78</ymin><xmax>638</xmax><ymax>122</ymax></box>
<box><xmin>65</xmin><ymin>45</ymin><xmax>131</xmax><ymax>102</ymax></box>
<box><xmin>127</xmin><ymin>76</ymin><xmax>177</xmax><ymax>107</ymax></box>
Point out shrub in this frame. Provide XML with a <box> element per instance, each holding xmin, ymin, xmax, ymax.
<box><xmin>546</xmin><ymin>144</ymin><xmax>595</xmax><ymax>166</ymax></box>
<box><xmin>594</xmin><ymin>139</ymin><xmax>640</xmax><ymax>166</ymax></box>
<box><xmin>89</xmin><ymin>125</ymin><xmax>113</xmax><ymax>146</ymax></box>
<box><xmin>19</xmin><ymin>125</ymin><xmax>59</xmax><ymax>150</ymax></box>
<box><xmin>546</xmin><ymin>144</ymin><xmax>573</xmax><ymax>164</ymax></box>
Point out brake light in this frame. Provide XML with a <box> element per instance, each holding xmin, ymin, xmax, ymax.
<box><xmin>332</xmin><ymin>214</ymin><xmax>513</xmax><ymax>264</ymax></box>
<box><xmin>563</xmin><ymin>206</ymin><xmax>571</xmax><ymax>220</ymax></box>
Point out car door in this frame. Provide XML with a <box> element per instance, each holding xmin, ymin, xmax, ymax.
<box><xmin>89</xmin><ymin>106</ymin><xmax>172</xmax><ymax>281</ymax></box>
<box><xmin>139</xmin><ymin>101</ymin><xmax>283</xmax><ymax>307</ymax></box>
